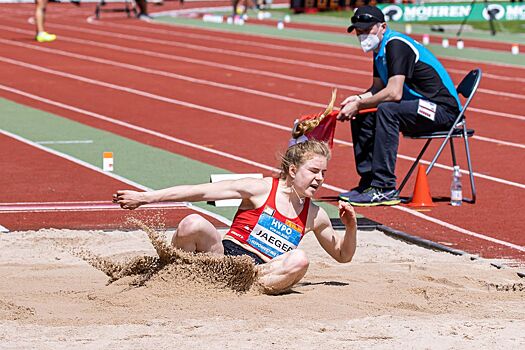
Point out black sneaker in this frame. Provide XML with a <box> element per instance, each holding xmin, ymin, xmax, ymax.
<box><xmin>338</xmin><ymin>184</ymin><xmax>370</xmax><ymax>202</ymax></box>
<box><xmin>348</xmin><ymin>187</ymin><xmax>401</xmax><ymax>207</ymax></box>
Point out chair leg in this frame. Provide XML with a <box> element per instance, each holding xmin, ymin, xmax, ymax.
<box><xmin>426</xmin><ymin>134</ymin><xmax>453</xmax><ymax>175</ymax></box>
<box><xmin>463</xmin><ymin>132</ymin><xmax>476</xmax><ymax>204</ymax></box>
<box><xmin>398</xmin><ymin>139</ymin><xmax>432</xmax><ymax>196</ymax></box>
<box><xmin>449</xmin><ymin>138</ymin><xmax>457</xmax><ymax>167</ymax></box>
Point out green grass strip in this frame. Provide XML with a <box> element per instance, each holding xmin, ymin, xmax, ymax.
<box><xmin>156</xmin><ymin>15</ymin><xmax>525</xmax><ymax>66</ymax></box>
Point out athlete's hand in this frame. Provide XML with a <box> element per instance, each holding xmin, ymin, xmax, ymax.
<box><xmin>112</xmin><ymin>190</ymin><xmax>148</xmax><ymax>210</ymax></box>
<box><xmin>338</xmin><ymin>201</ymin><xmax>357</xmax><ymax>228</ymax></box>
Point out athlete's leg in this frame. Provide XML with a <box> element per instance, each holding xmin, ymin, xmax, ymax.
<box><xmin>232</xmin><ymin>0</ymin><xmax>240</xmax><ymax>17</ymax></box>
<box><xmin>256</xmin><ymin>249</ymin><xmax>309</xmax><ymax>294</ymax></box>
<box><xmin>171</xmin><ymin>214</ymin><xmax>224</xmax><ymax>254</ymax></box>
<box><xmin>35</xmin><ymin>0</ymin><xmax>47</xmax><ymax>34</ymax></box>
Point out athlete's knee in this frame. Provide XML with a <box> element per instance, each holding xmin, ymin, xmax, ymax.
<box><xmin>175</xmin><ymin>214</ymin><xmax>208</xmax><ymax>238</ymax></box>
<box><xmin>285</xmin><ymin>249</ymin><xmax>309</xmax><ymax>274</ymax></box>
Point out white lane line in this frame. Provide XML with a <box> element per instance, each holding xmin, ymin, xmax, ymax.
<box><xmin>2</xmin><ymin>25</ymin><xmax>523</xmax><ymax>123</ymax></box>
<box><xmin>469</xmin><ymin>107</ymin><xmax>525</xmax><ymax>122</ymax></box>
<box><xmin>332</xmin><ymin>137</ymin><xmax>525</xmax><ymax>184</ymax></box>
<box><xmin>0</xmin><ymin>201</ymin><xmax>188</xmax><ymax>213</ymax></box>
<box><xmin>34</xmin><ymin>28</ymin><xmax>363</xmax><ymax>91</ymax></box>
<box><xmin>0</xmin><ymin>224</ymin><xmax>9</xmax><ymax>233</ymax></box>
<box><xmin>0</xmin><ymin>38</ymin><xmax>327</xmax><ymax>109</ymax></box>
<box><xmin>2</xmin><ymin>39</ymin><xmax>524</xmax><ymax>151</ymax></box>
<box><xmin>1</xmin><ymin>94</ymin><xmax>523</xmax><ymax>253</ymax></box>
<box><xmin>0</xmin><ymin>129</ymin><xmax>232</xmax><ymax>226</ymax></box>
<box><xmin>473</xmin><ymin>136</ymin><xmax>525</xmax><ymax>149</ymax></box>
<box><xmin>318</xmin><ymin>184</ymin><xmax>525</xmax><ymax>253</ymax></box>
<box><xmin>2</xmin><ymin>8</ymin><xmax>525</xmax><ymax>83</ymax></box>
<box><xmin>0</xmin><ymin>25</ymin><xmax>364</xmax><ymax>92</ymax></box>
<box><xmin>5</xmin><ymin>23</ymin><xmax>524</xmax><ymax>123</ymax></box>
<box><xmin>56</xmin><ymin>21</ymin><xmax>525</xmax><ymax>98</ymax></box>
<box><xmin>36</xmin><ymin>140</ymin><xmax>94</xmax><ymax>145</ymax></box>
<box><xmin>0</xmin><ymin>201</ymin><xmax>111</xmax><ymax>206</ymax></box>
<box><xmin>1</xmin><ymin>61</ymin><xmax>524</xmax><ymax>189</ymax></box>
<box><xmin>95</xmin><ymin>18</ymin><xmax>525</xmax><ymax>80</ymax></box>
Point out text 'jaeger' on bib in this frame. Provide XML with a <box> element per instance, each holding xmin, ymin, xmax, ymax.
<box><xmin>247</xmin><ymin>210</ymin><xmax>302</xmax><ymax>259</ymax></box>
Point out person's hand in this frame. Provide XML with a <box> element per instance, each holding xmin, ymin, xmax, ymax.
<box><xmin>338</xmin><ymin>201</ymin><xmax>357</xmax><ymax>228</ymax></box>
<box><xmin>337</xmin><ymin>100</ymin><xmax>360</xmax><ymax>121</ymax></box>
<box><xmin>340</xmin><ymin>95</ymin><xmax>360</xmax><ymax>106</ymax></box>
<box><xmin>112</xmin><ymin>190</ymin><xmax>148</xmax><ymax>210</ymax></box>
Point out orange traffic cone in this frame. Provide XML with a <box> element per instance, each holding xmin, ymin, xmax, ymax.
<box><xmin>407</xmin><ymin>164</ymin><xmax>435</xmax><ymax>207</ymax></box>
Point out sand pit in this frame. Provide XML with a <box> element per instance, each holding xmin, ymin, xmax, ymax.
<box><xmin>1</xmin><ymin>226</ymin><xmax>524</xmax><ymax>349</ymax></box>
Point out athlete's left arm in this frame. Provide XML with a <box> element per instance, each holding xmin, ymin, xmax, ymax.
<box><xmin>311</xmin><ymin>202</ymin><xmax>357</xmax><ymax>263</ymax></box>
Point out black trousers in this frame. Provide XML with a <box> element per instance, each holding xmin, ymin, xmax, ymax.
<box><xmin>350</xmin><ymin>99</ymin><xmax>457</xmax><ymax>189</ymax></box>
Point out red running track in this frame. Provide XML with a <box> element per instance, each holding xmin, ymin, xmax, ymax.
<box><xmin>0</xmin><ymin>4</ymin><xmax>523</xmax><ymax>264</ymax></box>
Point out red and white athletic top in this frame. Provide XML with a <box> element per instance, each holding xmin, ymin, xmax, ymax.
<box><xmin>224</xmin><ymin>177</ymin><xmax>310</xmax><ymax>261</ymax></box>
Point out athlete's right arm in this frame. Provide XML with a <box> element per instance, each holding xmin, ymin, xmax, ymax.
<box><xmin>113</xmin><ymin>177</ymin><xmax>270</xmax><ymax>210</ymax></box>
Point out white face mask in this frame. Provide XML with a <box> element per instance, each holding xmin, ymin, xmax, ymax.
<box><xmin>358</xmin><ymin>34</ymin><xmax>380</xmax><ymax>53</ymax></box>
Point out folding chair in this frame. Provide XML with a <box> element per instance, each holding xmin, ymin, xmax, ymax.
<box><xmin>397</xmin><ymin>68</ymin><xmax>482</xmax><ymax>204</ymax></box>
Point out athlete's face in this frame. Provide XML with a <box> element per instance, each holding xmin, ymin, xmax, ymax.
<box><xmin>291</xmin><ymin>155</ymin><xmax>328</xmax><ymax>198</ymax></box>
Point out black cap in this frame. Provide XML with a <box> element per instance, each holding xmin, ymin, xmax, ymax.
<box><xmin>347</xmin><ymin>6</ymin><xmax>385</xmax><ymax>33</ymax></box>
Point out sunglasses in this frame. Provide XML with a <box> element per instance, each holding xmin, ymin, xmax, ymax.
<box><xmin>351</xmin><ymin>13</ymin><xmax>382</xmax><ymax>24</ymax></box>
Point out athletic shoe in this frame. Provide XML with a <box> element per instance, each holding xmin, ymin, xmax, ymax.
<box><xmin>137</xmin><ymin>13</ymin><xmax>153</xmax><ymax>21</ymax></box>
<box><xmin>35</xmin><ymin>32</ymin><xmax>56</xmax><ymax>43</ymax></box>
<box><xmin>348</xmin><ymin>187</ymin><xmax>401</xmax><ymax>207</ymax></box>
<box><xmin>338</xmin><ymin>183</ymin><xmax>372</xmax><ymax>202</ymax></box>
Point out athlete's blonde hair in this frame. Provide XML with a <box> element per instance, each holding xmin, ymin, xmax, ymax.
<box><xmin>280</xmin><ymin>140</ymin><xmax>331</xmax><ymax>179</ymax></box>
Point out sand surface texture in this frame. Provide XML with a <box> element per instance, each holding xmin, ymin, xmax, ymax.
<box><xmin>1</xmin><ymin>226</ymin><xmax>524</xmax><ymax>349</ymax></box>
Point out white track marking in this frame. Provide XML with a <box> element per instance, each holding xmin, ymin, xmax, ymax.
<box><xmin>96</xmin><ymin>17</ymin><xmax>525</xmax><ymax>77</ymax></box>
<box><xmin>1</xmin><ymin>63</ymin><xmax>524</xmax><ymax>188</ymax></box>
<box><xmin>2</xmin><ymin>25</ymin><xmax>523</xmax><ymax>121</ymax></box>
<box><xmin>3</xmin><ymin>23</ymin><xmax>524</xmax><ymax>122</ymax></box>
<box><xmin>0</xmin><ymin>201</ymin><xmax>187</xmax><ymax>213</ymax></box>
<box><xmin>36</xmin><ymin>140</ymin><xmax>93</xmax><ymax>145</ymax></box>
<box><xmin>1</xmin><ymin>38</ymin><xmax>524</xmax><ymax>150</ymax></box>
<box><xmin>473</xmin><ymin>136</ymin><xmax>525</xmax><ymax>149</ymax></box>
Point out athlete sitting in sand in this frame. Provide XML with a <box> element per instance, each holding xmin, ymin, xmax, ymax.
<box><xmin>113</xmin><ymin>140</ymin><xmax>357</xmax><ymax>294</ymax></box>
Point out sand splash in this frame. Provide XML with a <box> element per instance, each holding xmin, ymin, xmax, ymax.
<box><xmin>74</xmin><ymin>217</ymin><xmax>259</xmax><ymax>293</ymax></box>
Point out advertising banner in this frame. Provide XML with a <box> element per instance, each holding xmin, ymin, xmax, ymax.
<box><xmin>377</xmin><ymin>2</ymin><xmax>525</xmax><ymax>23</ymax></box>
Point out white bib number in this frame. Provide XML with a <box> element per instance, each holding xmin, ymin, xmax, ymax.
<box><xmin>247</xmin><ymin>212</ymin><xmax>301</xmax><ymax>259</ymax></box>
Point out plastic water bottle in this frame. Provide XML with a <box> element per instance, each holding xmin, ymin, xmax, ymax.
<box><xmin>450</xmin><ymin>165</ymin><xmax>462</xmax><ymax>206</ymax></box>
